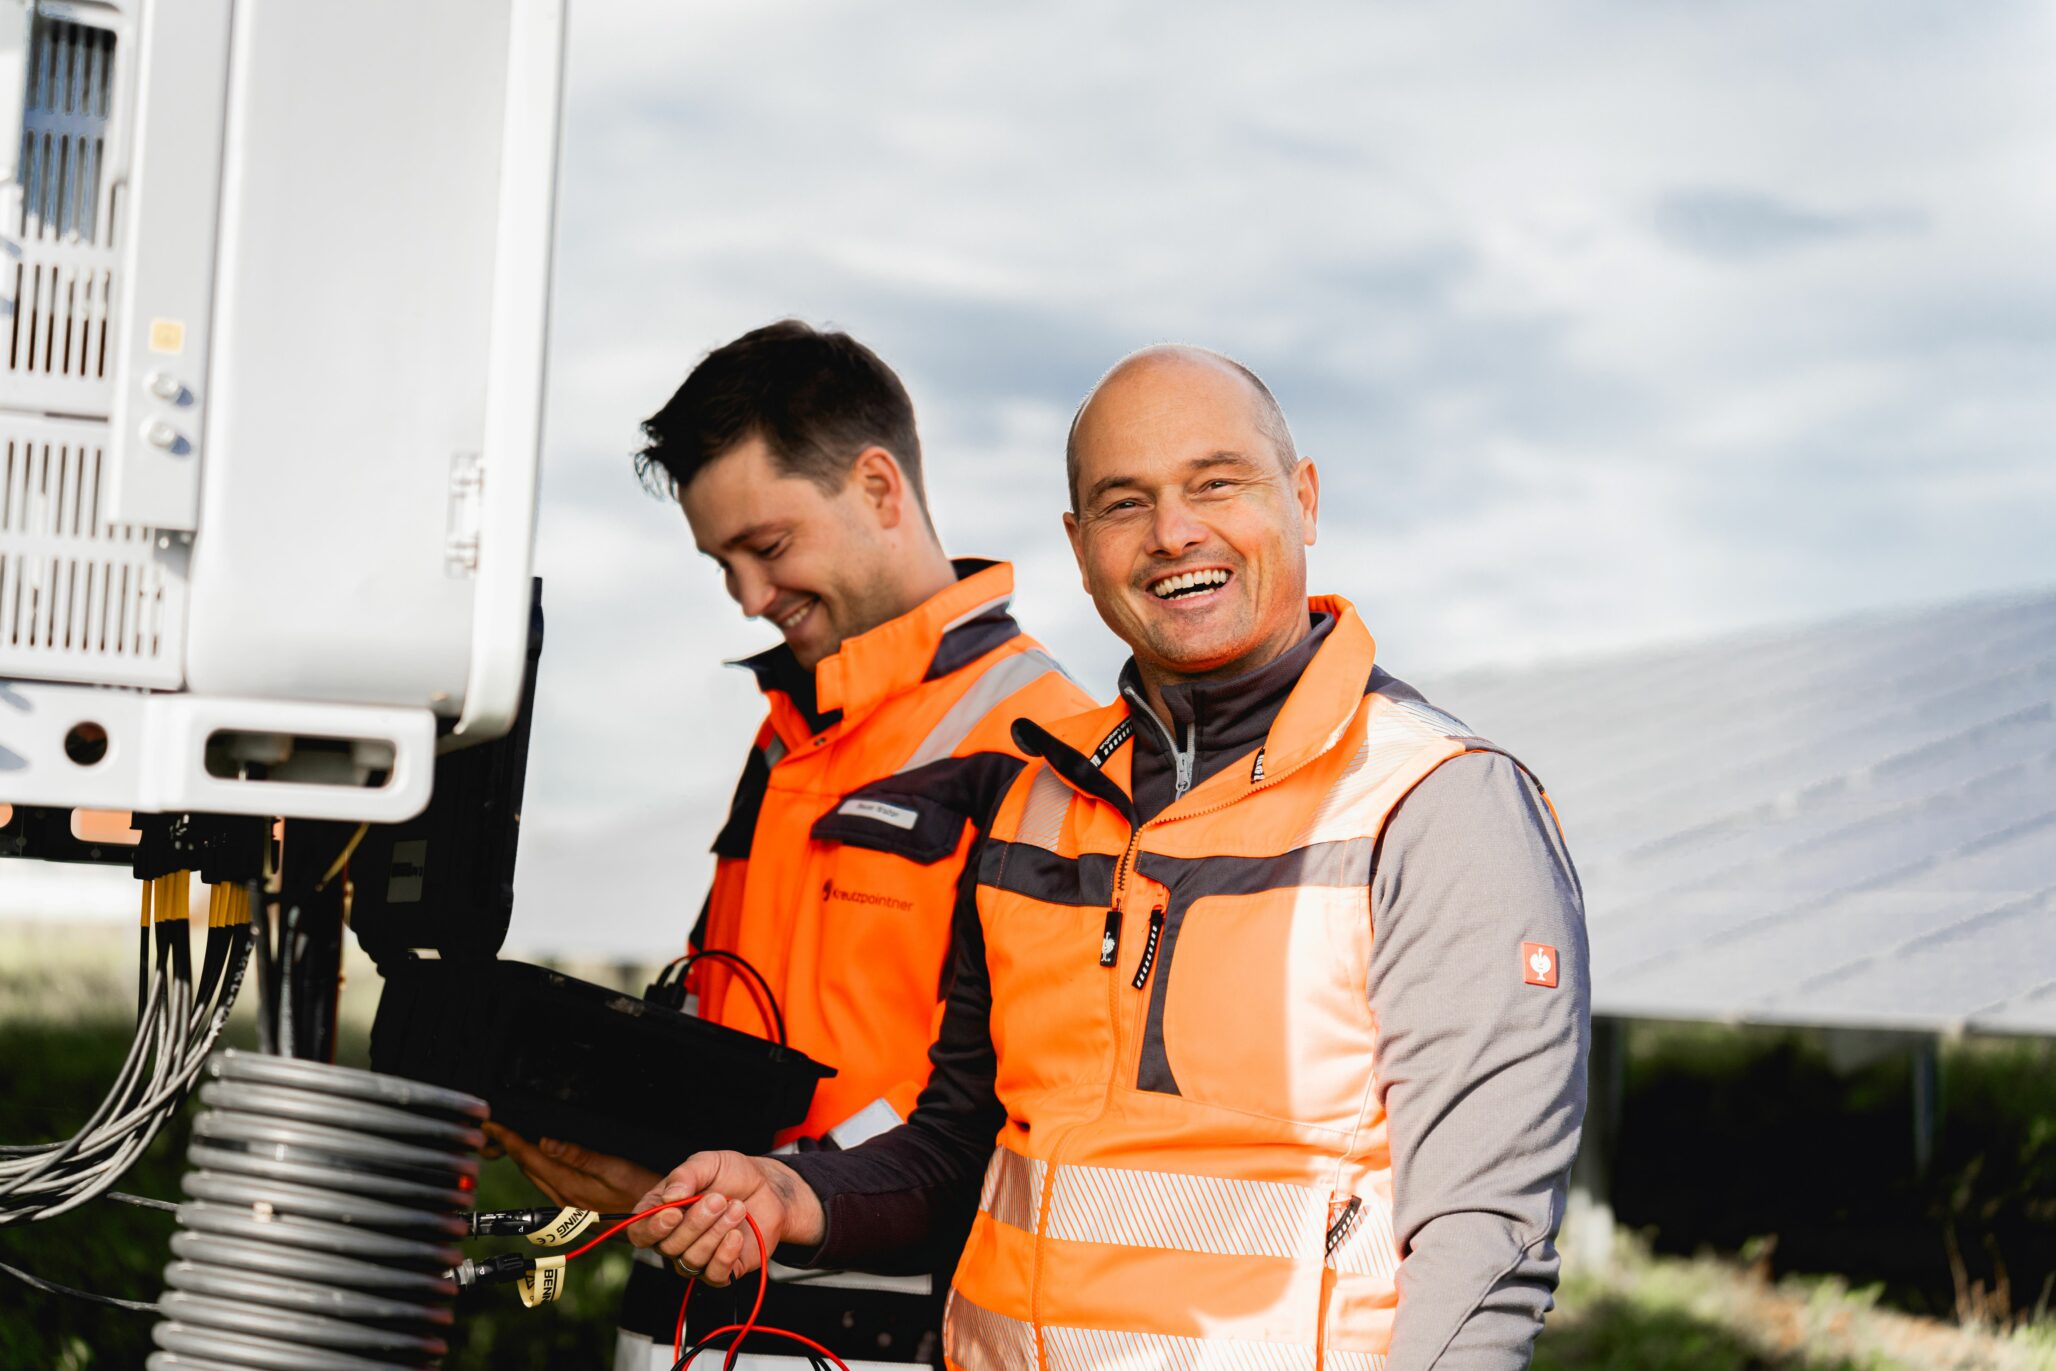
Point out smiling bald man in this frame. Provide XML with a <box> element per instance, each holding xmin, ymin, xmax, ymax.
<box><xmin>629</xmin><ymin>345</ymin><xmax>1591</xmax><ymax>1371</ymax></box>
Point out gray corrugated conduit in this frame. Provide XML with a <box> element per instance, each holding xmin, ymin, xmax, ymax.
<box><xmin>148</xmin><ymin>1051</ymin><xmax>487</xmax><ymax>1370</ymax></box>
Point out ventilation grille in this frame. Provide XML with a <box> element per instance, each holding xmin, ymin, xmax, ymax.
<box><xmin>5</xmin><ymin>16</ymin><xmax>120</xmax><ymax>407</ymax></box>
<box><xmin>19</xmin><ymin>20</ymin><xmax>115</xmax><ymax>246</ymax></box>
<box><xmin>0</xmin><ymin>423</ymin><xmax>182</xmax><ymax>687</ymax></box>
<box><xmin>8</xmin><ymin>255</ymin><xmax>115</xmax><ymax>381</ymax></box>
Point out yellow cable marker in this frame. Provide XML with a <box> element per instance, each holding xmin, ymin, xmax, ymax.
<box><xmin>526</xmin><ymin>1208</ymin><xmax>599</xmax><ymax>1247</ymax></box>
<box><xmin>517</xmin><ymin>1255</ymin><xmax>567</xmax><ymax>1307</ymax></box>
<box><xmin>139</xmin><ymin>880</ymin><xmax>152</xmax><ymax>928</ymax></box>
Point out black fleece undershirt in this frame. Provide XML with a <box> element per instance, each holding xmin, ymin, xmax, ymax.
<box><xmin>1123</xmin><ymin>612</ymin><xmax>1333</xmax><ymax>823</ymax></box>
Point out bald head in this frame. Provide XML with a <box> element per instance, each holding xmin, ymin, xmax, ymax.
<box><xmin>1065</xmin><ymin>346</ymin><xmax>1296</xmax><ymax>511</ymax></box>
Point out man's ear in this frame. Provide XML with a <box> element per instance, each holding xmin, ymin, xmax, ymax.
<box><xmin>1294</xmin><ymin>458</ymin><xmax>1320</xmax><ymax>547</ymax></box>
<box><xmin>850</xmin><ymin>446</ymin><xmax>909</xmax><ymax>530</ymax></box>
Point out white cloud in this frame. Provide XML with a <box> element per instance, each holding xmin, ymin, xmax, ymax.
<box><xmin>506</xmin><ymin>0</ymin><xmax>2056</xmax><ymax>955</ymax></box>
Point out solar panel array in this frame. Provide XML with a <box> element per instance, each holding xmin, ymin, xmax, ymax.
<box><xmin>1424</xmin><ymin>590</ymin><xmax>2056</xmax><ymax>1036</ymax></box>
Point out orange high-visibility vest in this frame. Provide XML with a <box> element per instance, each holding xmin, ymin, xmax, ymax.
<box><xmin>695</xmin><ymin>560</ymin><xmax>1094</xmax><ymax>1142</ymax></box>
<box><xmin>944</xmin><ymin>596</ymin><xmax>1545</xmax><ymax>1370</ymax></box>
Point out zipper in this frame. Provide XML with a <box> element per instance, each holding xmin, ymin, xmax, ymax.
<box><xmin>1130</xmin><ymin>907</ymin><xmax>1165</xmax><ymax>989</ymax></box>
<box><xmin>1093</xmin><ymin>826</ymin><xmax>1144</xmax><ymax>967</ymax></box>
<box><xmin>1173</xmin><ymin>722</ymin><xmax>1195</xmax><ymax>799</ymax></box>
<box><xmin>1121</xmin><ymin>683</ymin><xmax>1197</xmax><ymax>801</ymax></box>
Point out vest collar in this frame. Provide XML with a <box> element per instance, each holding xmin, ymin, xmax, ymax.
<box><xmin>731</xmin><ymin>559</ymin><xmax>1023</xmax><ymax>742</ymax></box>
<box><xmin>1260</xmin><ymin>595</ymin><xmax>1378</xmax><ymax>780</ymax></box>
<box><xmin>1013</xmin><ymin>594</ymin><xmax>1377</xmax><ymax>820</ymax></box>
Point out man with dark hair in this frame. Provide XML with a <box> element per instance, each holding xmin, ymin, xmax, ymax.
<box><xmin>627</xmin><ymin>344</ymin><xmax>1589</xmax><ymax>1371</ymax></box>
<box><xmin>492</xmin><ymin>320</ymin><xmax>1094</xmax><ymax>1370</ymax></box>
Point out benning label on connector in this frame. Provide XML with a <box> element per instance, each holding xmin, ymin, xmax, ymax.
<box><xmin>529</xmin><ymin>1207</ymin><xmax>599</xmax><ymax>1247</ymax></box>
<box><xmin>519</xmin><ymin>1255</ymin><xmax>567</xmax><ymax>1307</ymax></box>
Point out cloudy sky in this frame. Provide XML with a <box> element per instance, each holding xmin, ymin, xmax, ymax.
<box><xmin>506</xmin><ymin>0</ymin><xmax>2054</xmax><ymax>954</ymax></box>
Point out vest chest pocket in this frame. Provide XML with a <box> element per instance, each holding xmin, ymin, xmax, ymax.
<box><xmin>1139</xmin><ymin>883</ymin><xmax>1379</xmax><ymax>1130</ymax></box>
<box><xmin>804</xmin><ymin>790</ymin><xmax>974</xmax><ymax>1015</ymax></box>
<box><xmin>810</xmin><ymin>788</ymin><xmax>968</xmax><ymax>865</ymax></box>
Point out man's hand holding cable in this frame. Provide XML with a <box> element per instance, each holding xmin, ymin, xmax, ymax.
<box><xmin>626</xmin><ymin>1150</ymin><xmax>824</xmax><ymax>1286</ymax></box>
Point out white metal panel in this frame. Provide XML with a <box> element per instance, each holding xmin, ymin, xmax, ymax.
<box><xmin>183</xmin><ymin>0</ymin><xmax>519</xmax><ymax>712</ymax></box>
<box><xmin>0</xmin><ymin>2</ymin><xmax>33</xmax><ymax>187</ymax></box>
<box><xmin>103</xmin><ymin>0</ymin><xmax>232</xmax><ymax>531</ymax></box>
<box><xmin>0</xmin><ymin>414</ymin><xmax>184</xmax><ymax>685</ymax></box>
<box><xmin>0</xmin><ymin>677</ymin><xmax>435</xmax><ymax>821</ymax></box>
<box><xmin>455</xmin><ymin>0</ymin><xmax>563</xmax><ymax>743</ymax></box>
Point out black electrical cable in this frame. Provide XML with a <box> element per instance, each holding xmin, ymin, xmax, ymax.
<box><xmin>0</xmin><ymin>1257</ymin><xmax>159</xmax><ymax>1314</ymax></box>
<box><xmin>672</xmin><ymin>1328</ymin><xmax>832</xmax><ymax>1371</ymax></box>
<box><xmin>253</xmin><ymin>877</ymin><xmax>282</xmax><ymax>1057</ymax></box>
<box><xmin>657</xmin><ymin>950</ymin><xmax>788</xmax><ymax>1045</ymax></box>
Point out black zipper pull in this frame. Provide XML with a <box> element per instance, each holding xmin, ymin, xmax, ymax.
<box><xmin>1325</xmin><ymin>1195</ymin><xmax>1364</xmax><ymax>1258</ymax></box>
<box><xmin>1098</xmin><ymin>910</ymin><xmax>1121</xmax><ymax>967</ymax></box>
<box><xmin>1131</xmin><ymin>908</ymin><xmax>1165</xmax><ymax>989</ymax></box>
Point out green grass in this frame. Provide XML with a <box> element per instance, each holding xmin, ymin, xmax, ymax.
<box><xmin>4</xmin><ymin>929</ymin><xmax>2055</xmax><ymax>1369</ymax></box>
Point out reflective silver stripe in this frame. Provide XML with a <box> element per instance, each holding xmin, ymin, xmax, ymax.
<box><xmin>612</xmin><ymin>1329</ymin><xmax>667</xmax><ymax>1371</ymax></box>
<box><xmin>764</xmin><ymin>1260</ymin><xmax>933</xmax><ymax>1295</ymax></box>
<box><xmin>975</xmin><ymin>1145</ymin><xmax>1044</xmax><ymax>1235</ymax></box>
<box><xmin>945</xmin><ymin>1287</ymin><xmax>1040</xmax><ymax>1371</ymax></box>
<box><xmin>1316</xmin><ymin>1354</ymin><xmax>1389</xmax><ymax>1371</ymax></box>
<box><xmin>1044</xmin><ymin>1162</ymin><xmax>1327</xmax><ymax>1262</ymax></box>
<box><xmin>827</xmin><ymin>1096</ymin><xmax>904</xmax><ymax>1148</ymax></box>
<box><xmin>939</xmin><ymin>592</ymin><xmax>1015</xmax><ymax>636</ymax></box>
<box><xmin>764</xmin><ymin>734</ymin><xmax>789</xmax><ymax>769</ymax></box>
<box><xmin>901</xmin><ymin>648</ymin><xmax>1066</xmax><ymax>772</ymax></box>
<box><xmin>1043</xmin><ymin>1324</ymin><xmax>1320</xmax><ymax>1371</ymax></box>
<box><xmin>944</xmin><ymin>1293</ymin><xmax>1344</xmax><ymax>1371</ymax></box>
<box><xmin>1295</xmin><ymin>702</ymin><xmax>1467</xmax><ymax>848</ymax></box>
<box><xmin>1014</xmin><ymin>766</ymin><xmax>1072</xmax><ymax>853</ymax></box>
<box><xmin>1375</xmin><ymin>686</ymin><xmax>1471</xmax><ymax>738</ymax></box>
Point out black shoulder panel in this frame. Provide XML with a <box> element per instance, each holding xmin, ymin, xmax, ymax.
<box><xmin>710</xmin><ymin>743</ymin><xmax>773</xmax><ymax>860</ymax></box>
<box><xmin>808</xmin><ymin>752</ymin><xmax>1026</xmax><ymax>865</ymax></box>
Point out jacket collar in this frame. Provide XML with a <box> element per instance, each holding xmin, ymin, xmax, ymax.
<box><xmin>1014</xmin><ymin>594</ymin><xmax>1377</xmax><ymax>820</ymax></box>
<box><xmin>732</xmin><ymin>559</ymin><xmax>1023</xmax><ymax>743</ymax></box>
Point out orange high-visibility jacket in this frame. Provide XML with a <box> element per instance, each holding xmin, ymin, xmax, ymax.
<box><xmin>692</xmin><ymin>559</ymin><xmax>1094</xmax><ymax>1143</ymax></box>
<box><xmin>942</xmin><ymin>596</ymin><xmax>1558</xmax><ymax>1369</ymax></box>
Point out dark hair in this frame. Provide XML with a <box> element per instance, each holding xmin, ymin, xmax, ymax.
<box><xmin>634</xmin><ymin>320</ymin><xmax>927</xmax><ymax>512</ymax></box>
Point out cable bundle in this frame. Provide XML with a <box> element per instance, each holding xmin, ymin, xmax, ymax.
<box><xmin>147</xmin><ymin>1050</ymin><xmax>488</xmax><ymax>1369</ymax></box>
<box><xmin>0</xmin><ymin>874</ymin><xmax>253</xmax><ymax>1226</ymax></box>
<box><xmin>456</xmin><ymin>1199</ymin><xmax>849</xmax><ymax>1371</ymax></box>
<box><xmin>647</xmin><ymin>949</ymin><xmax>787</xmax><ymax>1044</ymax></box>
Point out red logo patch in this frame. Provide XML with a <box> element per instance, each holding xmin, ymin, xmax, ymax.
<box><xmin>1522</xmin><ymin>942</ymin><xmax>1559</xmax><ymax>988</ymax></box>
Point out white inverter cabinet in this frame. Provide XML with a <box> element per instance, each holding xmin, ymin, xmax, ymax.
<box><xmin>0</xmin><ymin>0</ymin><xmax>564</xmax><ymax>822</ymax></box>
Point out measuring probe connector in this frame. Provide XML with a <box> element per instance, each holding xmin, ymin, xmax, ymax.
<box><xmin>467</xmin><ymin>1206</ymin><xmax>634</xmax><ymax>1237</ymax></box>
<box><xmin>448</xmin><ymin>1253</ymin><xmax>537</xmax><ymax>1290</ymax></box>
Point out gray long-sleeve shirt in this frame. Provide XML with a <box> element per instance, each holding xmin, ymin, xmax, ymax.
<box><xmin>784</xmin><ymin>628</ymin><xmax>1589</xmax><ymax>1370</ymax></box>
